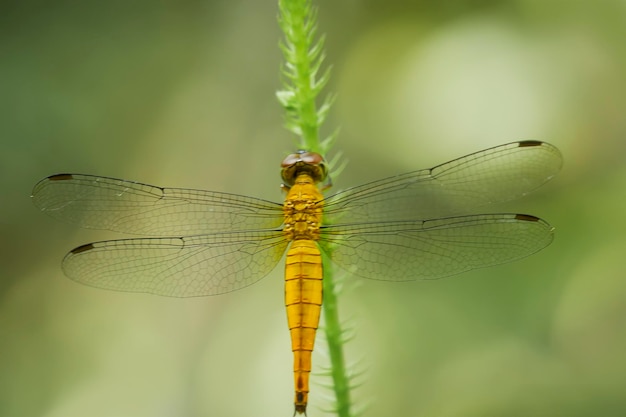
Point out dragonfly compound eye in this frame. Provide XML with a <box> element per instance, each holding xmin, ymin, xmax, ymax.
<box><xmin>281</xmin><ymin>151</ymin><xmax>328</xmax><ymax>186</ymax></box>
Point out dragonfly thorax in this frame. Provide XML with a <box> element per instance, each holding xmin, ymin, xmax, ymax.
<box><xmin>283</xmin><ymin>173</ymin><xmax>324</xmax><ymax>242</ymax></box>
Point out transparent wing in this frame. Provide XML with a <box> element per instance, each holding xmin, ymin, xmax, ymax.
<box><xmin>319</xmin><ymin>214</ymin><xmax>554</xmax><ymax>281</ymax></box>
<box><xmin>32</xmin><ymin>174</ymin><xmax>284</xmax><ymax>236</ymax></box>
<box><xmin>323</xmin><ymin>141</ymin><xmax>562</xmax><ymax>223</ymax></box>
<box><xmin>62</xmin><ymin>230</ymin><xmax>288</xmax><ymax>297</ymax></box>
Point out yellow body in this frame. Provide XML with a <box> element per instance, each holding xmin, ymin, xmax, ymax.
<box><xmin>32</xmin><ymin>144</ymin><xmax>562</xmax><ymax>415</ymax></box>
<box><xmin>283</xmin><ymin>173</ymin><xmax>324</xmax><ymax>414</ymax></box>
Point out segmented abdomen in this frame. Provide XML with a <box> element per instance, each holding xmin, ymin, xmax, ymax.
<box><xmin>285</xmin><ymin>239</ymin><xmax>323</xmax><ymax>414</ymax></box>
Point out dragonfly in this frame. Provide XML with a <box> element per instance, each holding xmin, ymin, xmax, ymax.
<box><xmin>32</xmin><ymin>140</ymin><xmax>562</xmax><ymax>415</ymax></box>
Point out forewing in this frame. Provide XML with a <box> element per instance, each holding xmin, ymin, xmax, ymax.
<box><xmin>319</xmin><ymin>214</ymin><xmax>554</xmax><ymax>281</ymax></box>
<box><xmin>62</xmin><ymin>230</ymin><xmax>288</xmax><ymax>297</ymax></box>
<box><xmin>32</xmin><ymin>174</ymin><xmax>284</xmax><ymax>236</ymax></box>
<box><xmin>323</xmin><ymin>141</ymin><xmax>562</xmax><ymax>223</ymax></box>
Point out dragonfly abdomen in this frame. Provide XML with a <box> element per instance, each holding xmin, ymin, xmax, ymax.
<box><xmin>285</xmin><ymin>239</ymin><xmax>323</xmax><ymax>414</ymax></box>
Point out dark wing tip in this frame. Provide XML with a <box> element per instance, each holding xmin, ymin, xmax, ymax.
<box><xmin>48</xmin><ymin>173</ymin><xmax>75</xmax><ymax>181</ymax></box>
<box><xmin>518</xmin><ymin>140</ymin><xmax>544</xmax><ymax>147</ymax></box>
<box><xmin>69</xmin><ymin>243</ymin><xmax>95</xmax><ymax>255</ymax></box>
<box><xmin>514</xmin><ymin>214</ymin><xmax>555</xmax><ymax>236</ymax></box>
<box><xmin>32</xmin><ymin>173</ymin><xmax>75</xmax><ymax>198</ymax></box>
<box><xmin>514</xmin><ymin>213</ymin><xmax>541</xmax><ymax>222</ymax></box>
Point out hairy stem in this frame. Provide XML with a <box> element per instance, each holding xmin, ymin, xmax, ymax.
<box><xmin>277</xmin><ymin>1</ymin><xmax>351</xmax><ymax>415</ymax></box>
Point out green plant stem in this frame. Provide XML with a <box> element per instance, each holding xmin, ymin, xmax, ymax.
<box><xmin>278</xmin><ymin>0</ymin><xmax>334</xmax><ymax>153</ymax></box>
<box><xmin>278</xmin><ymin>1</ymin><xmax>352</xmax><ymax>416</ymax></box>
<box><xmin>321</xmin><ymin>251</ymin><xmax>352</xmax><ymax>417</ymax></box>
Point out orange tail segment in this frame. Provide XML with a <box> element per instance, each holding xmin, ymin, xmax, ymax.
<box><xmin>285</xmin><ymin>239</ymin><xmax>323</xmax><ymax>415</ymax></box>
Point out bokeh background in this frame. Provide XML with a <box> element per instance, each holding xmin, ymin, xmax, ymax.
<box><xmin>2</xmin><ymin>1</ymin><xmax>625</xmax><ymax>416</ymax></box>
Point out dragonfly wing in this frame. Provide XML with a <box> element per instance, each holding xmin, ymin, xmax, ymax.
<box><xmin>62</xmin><ymin>230</ymin><xmax>288</xmax><ymax>297</ymax></box>
<box><xmin>319</xmin><ymin>214</ymin><xmax>554</xmax><ymax>281</ymax></box>
<box><xmin>32</xmin><ymin>174</ymin><xmax>284</xmax><ymax>235</ymax></box>
<box><xmin>323</xmin><ymin>141</ymin><xmax>562</xmax><ymax>223</ymax></box>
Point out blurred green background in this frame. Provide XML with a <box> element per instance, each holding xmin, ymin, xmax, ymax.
<box><xmin>2</xmin><ymin>1</ymin><xmax>625</xmax><ymax>416</ymax></box>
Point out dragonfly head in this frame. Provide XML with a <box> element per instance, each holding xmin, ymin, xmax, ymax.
<box><xmin>281</xmin><ymin>150</ymin><xmax>329</xmax><ymax>187</ymax></box>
